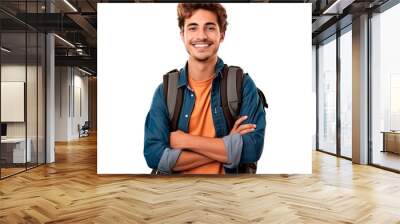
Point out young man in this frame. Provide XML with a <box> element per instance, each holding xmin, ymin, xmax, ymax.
<box><xmin>144</xmin><ymin>3</ymin><xmax>266</xmax><ymax>174</ymax></box>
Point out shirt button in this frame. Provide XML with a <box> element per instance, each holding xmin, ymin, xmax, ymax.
<box><xmin>185</xmin><ymin>114</ymin><xmax>188</xmax><ymax>118</ymax></box>
<box><xmin>191</xmin><ymin>94</ymin><xmax>194</xmax><ymax>97</ymax></box>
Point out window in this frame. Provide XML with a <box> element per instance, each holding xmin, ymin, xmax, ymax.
<box><xmin>339</xmin><ymin>28</ymin><xmax>352</xmax><ymax>158</ymax></box>
<box><xmin>318</xmin><ymin>36</ymin><xmax>337</xmax><ymax>154</ymax></box>
<box><xmin>371</xmin><ymin>2</ymin><xmax>400</xmax><ymax>171</ymax></box>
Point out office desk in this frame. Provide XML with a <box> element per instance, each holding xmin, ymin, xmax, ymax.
<box><xmin>1</xmin><ymin>138</ymin><xmax>32</xmax><ymax>163</ymax></box>
<box><xmin>382</xmin><ymin>131</ymin><xmax>400</xmax><ymax>154</ymax></box>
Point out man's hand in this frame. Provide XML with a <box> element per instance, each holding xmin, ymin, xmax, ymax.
<box><xmin>230</xmin><ymin>116</ymin><xmax>256</xmax><ymax>136</ymax></box>
<box><xmin>170</xmin><ymin>130</ymin><xmax>187</xmax><ymax>149</ymax></box>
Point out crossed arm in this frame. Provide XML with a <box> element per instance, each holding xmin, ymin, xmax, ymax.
<box><xmin>170</xmin><ymin>116</ymin><xmax>256</xmax><ymax>172</ymax></box>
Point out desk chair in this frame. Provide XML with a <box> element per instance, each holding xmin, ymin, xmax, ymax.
<box><xmin>79</xmin><ymin>121</ymin><xmax>90</xmax><ymax>138</ymax></box>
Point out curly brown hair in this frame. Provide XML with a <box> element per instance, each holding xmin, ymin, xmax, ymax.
<box><xmin>177</xmin><ymin>3</ymin><xmax>228</xmax><ymax>34</ymax></box>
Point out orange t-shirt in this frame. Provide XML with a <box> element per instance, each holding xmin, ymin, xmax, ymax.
<box><xmin>181</xmin><ymin>74</ymin><xmax>225</xmax><ymax>174</ymax></box>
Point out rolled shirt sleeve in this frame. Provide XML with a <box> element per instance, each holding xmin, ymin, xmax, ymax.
<box><xmin>144</xmin><ymin>84</ymin><xmax>174</xmax><ymax>170</ymax></box>
<box><xmin>157</xmin><ymin>147</ymin><xmax>182</xmax><ymax>174</ymax></box>
<box><xmin>222</xmin><ymin>133</ymin><xmax>243</xmax><ymax>169</ymax></box>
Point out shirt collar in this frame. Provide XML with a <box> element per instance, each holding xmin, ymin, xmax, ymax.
<box><xmin>178</xmin><ymin>57</ymin><xmax>225</xmax><ymax>88</ymax></box>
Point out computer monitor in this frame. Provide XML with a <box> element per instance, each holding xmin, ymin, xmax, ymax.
<box><xmin>1</xmin><ymin>123</ymin><xmax>7</xmax><ymax>137</ymax></box>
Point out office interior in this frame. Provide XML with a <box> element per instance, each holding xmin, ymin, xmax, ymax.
<box><xmin>0</xmin><ymin>0</ymin><xmax>399</xmax><ymax>222</ymax></box>
<box><xmin>0</xmin><ymin>0</ymin><xmax>97</xmax><ymax>179</ymax></box>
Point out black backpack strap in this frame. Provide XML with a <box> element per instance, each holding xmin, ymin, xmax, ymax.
<box><xmin>171</xmin><ymin>88</ymin><xmax>183</xmax><ymax>132</ymax></box>
<box><xmin>220</xmin><ymin>64</ymin><xmax>244</xmax><ymax>131</ymax></box>
<box><xmin>227</xmin><ymin>66</ymin><xmax>243</xmax><ymax>120</ymax></box>
<box><xmin>162</xmin><ymin>69</ymin><xmax>183</xmax><ymax>132</ymax></box>
<box><xmin>220</xmin><ymin>65</ymin><xmax>234</xmax><ymax>130</ymax></box>
<box><xmin>221</xmin><ymin>65</ymin><xmax>261</xmax><ymax>174</ymax></box>
<box><xmin>257</xmin><ymin>88</ymin><xmax>268</xmax><ymax>109</ymax></box>
<box><xmin>152</xmin><ymin>69</ymin><xmax>182</xmax><ymax>175</ymax></box>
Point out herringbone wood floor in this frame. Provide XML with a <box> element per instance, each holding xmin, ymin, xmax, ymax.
<box><xmin>1</xmin><ymin>134</ymin><xmax>400</xmax><ymax>223</ymax></box>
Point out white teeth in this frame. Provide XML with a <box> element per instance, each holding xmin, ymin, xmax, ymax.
<box><xmin>194</xmin><ymin>44</ymin><xmax>209</xmax><ymax>48</ymax></box>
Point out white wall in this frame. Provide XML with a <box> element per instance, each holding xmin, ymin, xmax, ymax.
<box><xmin>1</xmin><ymin>64</ymin><xmax>46</xmax><ymax>163</ymax></box>
<box><xmin>73</xmin><ymin>72</ymin><xmax>89</xmax><ymax>137</ymax></box>
<box><xmin>55</xmin><ymin>66</ymin><xmax>69</xmax><ymax>141</ymax></box>
<box><xmin>55</xmin><ymin>66</ymin><xmax>89</xmax><ymax>141</ymax></box>
<box><xmin>1</xmin><ymin>65</ymin><xmax>40</xmax><ymax>138</ymax></box>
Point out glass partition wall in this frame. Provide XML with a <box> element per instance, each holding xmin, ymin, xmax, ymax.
<box><xmin>0</xmin><ymin>1</ymin><xmax>46</xmax><ymax>179</ymax></box>
<box><xmin>316</xmin><ymin>26</ymin><xmax>353</xmax><ymax>159</ymax></box>
<box><xmin>0</xmin><ymin>31</ymin><xmax>27</xmax><ymax>177</ymax></box>
<box><xmin>317</xmin><ymin>35</ymin><xmax>337</xmax><ymax>155</ymax></box>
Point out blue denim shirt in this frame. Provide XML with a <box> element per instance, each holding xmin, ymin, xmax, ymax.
<box><xmin>144</xmin><ymin>57</ymin><xmax>266</xmax><ymax>174</ymax></box>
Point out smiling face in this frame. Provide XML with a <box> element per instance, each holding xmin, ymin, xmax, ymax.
<box><xmin>180</xmin><ymin>9</ymin><xmax>225</xmax><ymax>63</ymax></box>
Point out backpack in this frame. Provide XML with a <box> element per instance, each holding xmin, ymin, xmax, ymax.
<box><xmin>155</xmin><ymin>64</ymin><xmax>268</xmax><ymax>174</ymax></box>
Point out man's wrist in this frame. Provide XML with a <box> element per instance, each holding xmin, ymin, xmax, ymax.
<box><xmin>181</xmin><ymin>132</ymin><xmax>190</xmax><ymax>149</ymax></box>
<box><xmin>181</xmin><ymin>133</ymin><xmax>201</xmax><ymax>151</ymax></box>
<box><xmin>174</xmin><ymin>131</ymin><xmax>190</xmax><ymax>149</ymax></box>
<box><xmin>170</xmin><ymin>130</ymin><xmax>189</xmax><ymax>149</ymax></box>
